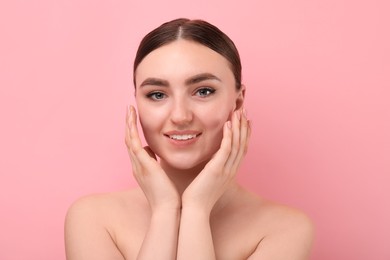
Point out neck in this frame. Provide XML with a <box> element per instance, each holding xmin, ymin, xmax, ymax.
<box><xmin>160</xmin><ymin>159</ymin><xmax>207</xmax><ymax>196</ymax></box>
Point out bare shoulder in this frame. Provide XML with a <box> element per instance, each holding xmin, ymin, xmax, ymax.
<box><xmin>66</xmin><ymin>188</ymin><xmax>145</xmax><ymax>215</ymax></box>
<box><xmin>259</xmin><ymin>199</ymin><xmax>314</xmax><ymax>234</ymax></box>
<box><xmin>244</xmin><ymin>191</ymin><xmax>314</xmax><ymax>260</ymax></box>
<box><xmin>65</xmin><ymin>188</ymin><xmax>146</xmax><ymax>260</ymax></box>
<box><xmin>65</xmin><ymin>188</ymin><xmax>145</xmax><ymax>229</ymax></box>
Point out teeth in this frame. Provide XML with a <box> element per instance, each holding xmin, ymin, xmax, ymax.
<box><xmin>169</xmin><ymin>134</ymin><xmax>196</xmax><ymax>140</ymax></box>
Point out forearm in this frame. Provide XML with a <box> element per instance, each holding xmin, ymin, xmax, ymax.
<box><xmin>177</xmin><ymin>207</ymin><xmax>216</xmax><ymax>260</ymax></box>
<box><xmin>137</xmin><ymin>209</ymin><xmax>180</xmax><ymax>260</ymax></box>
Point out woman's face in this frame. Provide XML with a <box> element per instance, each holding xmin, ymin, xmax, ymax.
<box><xmin>134</xmin><ymin>39</ymin><xmax>244</xmax><ymax>170</ymax></box>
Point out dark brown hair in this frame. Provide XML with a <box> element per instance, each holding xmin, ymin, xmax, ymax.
<box><xmin>133</xmin><ymin>18</ymin><xmax>242</xmax><ymax>89</ymax></box>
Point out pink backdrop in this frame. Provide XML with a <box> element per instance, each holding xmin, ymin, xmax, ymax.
<box><xmin>1</xmin><ymin>0</ymin><xmax>389</xmax><ymax>259</ymax></box>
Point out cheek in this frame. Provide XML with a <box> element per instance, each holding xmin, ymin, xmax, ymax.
<box><xmin>139</xmin><ymin>116</ymin><xmax>152</xmax><ymax>140</ymax></box>
<box><xmin>138</xmin><ymin>113</ymin><xmax>163</xmax><ymax>152</ymax></box>
<box><xmin>200</xmin><ymin>107</ymin><xmax>232</xmax><ymax>158</ymax></box>
<box><xmin>139</xmin><ymin>118</ymin><xmax>157</xmax><ymax>134</ymax></box>
<box><xmin>136</xmin><ymin>102</ymin><xmax>162</xmax><ymax>144</ymax></box>
<box><xmin>204</xmin><ymin>91</ymin><xmax>237</xmax><ymax>130</ymax></box>
<box><xmin>203</xmin><ymin>105</ymin><xmax>233</xmax><ymax>136</ymax></box>
<box><xmin>208</xmin><ymin>114</ymin><xmax>228</xmax><ymax>130</ymax></box>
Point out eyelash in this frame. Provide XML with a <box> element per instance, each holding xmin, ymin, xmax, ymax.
<box><xmin>195</xmin><ymin>87</ymin><xmax>216</xmax><ymax>97</ymax></box>
<box><xmin>146</xmin><ymin>91</ymin><xmax>166</xmax><ymax>100</ymax></box>
<box><xmin>145</xmin><ymin>87</ymin><xmax>216</xmax><ymax>101</ymax></box>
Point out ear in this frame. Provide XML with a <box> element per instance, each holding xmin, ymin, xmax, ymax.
<box><xmin>234</xmin><ymin>84</ymin><xmax>246</xmax><ymax>111</ymax></box>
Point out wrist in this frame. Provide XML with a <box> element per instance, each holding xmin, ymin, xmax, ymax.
<box><xmin>151</xmin><ymin>203</ymin><xmax>181</xmax><ymax>214</ymax></box>
<box><xmin>150</xmin><ymin>207</ymin><xmax>181</xmax><ymax>223</ymax></box>
<box><xmin>150</xmin><ymin>196</ymin><xmax>181</xmax><ymax>213</ymax></box>
<box><xmin>181</xmin><ymin>204</ymin><xmax>211</xmax><ymax>219</ymax></box>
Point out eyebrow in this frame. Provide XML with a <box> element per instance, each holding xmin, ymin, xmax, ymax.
<box><xmin>139</xmin><ymin>73</ymin><xmax>221</xmax><ymax>88</ymax></box>
<box><xmin>185</xmin><ymin>73</ymin><xmax>221</xmax><ymax>85</ymax></box>
<box><xmin>140</xmin><ymin>78</ymin><xmax>169</xmax><ymax>87</ymax></box>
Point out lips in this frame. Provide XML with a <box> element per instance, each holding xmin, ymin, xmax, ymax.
<box><xmin>164</xmin><ymin>130</ymin><xmax>202</xmax><ymax>143</ymax></box>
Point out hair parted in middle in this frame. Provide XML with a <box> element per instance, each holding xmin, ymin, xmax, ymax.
<box><xmin>133</xmin><ymin>18</ymin><xmax>242</xmax><ymax>90</ymax></box>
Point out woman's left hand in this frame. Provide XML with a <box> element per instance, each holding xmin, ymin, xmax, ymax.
<box><xmin>181</xmin><ymin>109</ymin><xmax>251</xmax><ymax>214</ymax></box>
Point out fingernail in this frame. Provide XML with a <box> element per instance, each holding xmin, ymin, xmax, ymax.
<box><xmin>227</xmin><ymin>121</ymin><xmax>232</xmax><ymax>129</ymax></box>
<box><xmin>243</xmin><ymin>108</ymin><xmax>247</xmax><ymax>119</ymax></box>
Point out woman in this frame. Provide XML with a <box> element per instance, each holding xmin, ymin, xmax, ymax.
<box><xmin>65</xmin><ymin>18</ymin><xmax>313</xmax><ymax>259</ymax></box>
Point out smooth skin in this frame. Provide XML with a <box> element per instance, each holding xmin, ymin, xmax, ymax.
<box><xmin>65</xmin><ymin>40</ymin><xmax>314</xmax><ymax>259</ymax></box>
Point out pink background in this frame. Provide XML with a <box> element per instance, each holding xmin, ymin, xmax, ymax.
<box><xmin>1</xmin><ymin>0</ymin><xmax>389</xmax><ymax>259</ymax></box>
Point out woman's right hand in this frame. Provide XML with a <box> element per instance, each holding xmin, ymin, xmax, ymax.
<box><xmin>125</xmin><ymin>105</ymin><xmax>180</xmax><ymax>212</ymax></box>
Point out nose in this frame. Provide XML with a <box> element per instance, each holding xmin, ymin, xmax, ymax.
<box><xmin>170</xmin><ymin>99</ymin><xmax>193</xmax><ymax>125</ymax></box>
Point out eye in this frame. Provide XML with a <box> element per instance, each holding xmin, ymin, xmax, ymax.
<box><xmin>146</xmin><ymin>91</ymin><xmax>166</xmax><ymax>100</ymax></box>
<box><xmin>195</xmin><ymin>87</ymin><xmax>216</xmax><ymax>97</ymax></box>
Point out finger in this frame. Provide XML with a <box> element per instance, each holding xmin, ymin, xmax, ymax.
<box><xmin>232</xmin><ymin>109</ymin><xmax>249</xmax><ymax>173</ymax></box>
<box><xmin>205</xmin><ymin>121</ymin><xmax>232</xmax><ymax>170</ymax></box>
<box><xmin>128</xmin><ymin>145</ymin><xmax>142</xmax><ymax>177</ymax></box>
<box><xmin>128</xmin><ymin>106</ymin><xmax>144</xmax><ymax>155</ymax></box>
<box><xmin>125</xmin><ymin>105</ymin><xmax>131</xmax><ymax>149</ymax></box>
<box><xmin>244</xmin><ymin>120</ymin><xmax>251</xmax><ymax>155</ymax></box>
<box><xmin>127</xmin><ymin>106</ymin><xmax>162</xmax><ymax>171</ymax></box>
<box><xmin>125</xmin><ymin>108</ymin><xmax>140</xmax><ymax>167</ymax></box>
<box><xmin>127</xmin><ymin>135</ymin><xmax>142</xmax><ymax>181</ymax></box>
<box><xmin>224</xmin><ymin>109</ymin><xmax>241</xmax><ymax>171</ymax></box>
<box><xmin>125</xmin><ymin>106</ymin><xmax>151</xmax><ymax>180</ymax></box>
<box><xmin>125</xmin><ymin>106</ymin><xmax>137</xmax><ymax>164</ymax></box>
<box><xmin>237</xmin><ymin>109</ymin><xmax>249</xmax><ymax>157</ymax></box>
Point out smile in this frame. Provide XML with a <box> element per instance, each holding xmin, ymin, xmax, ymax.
<box><xmin>164</xmin><ymin>131</ymin><xmax>202</xmax><ymax>145</ymax></box>
<box><xmin>169</xmin><ymin>134</ymin><xmax>197</xmax><ymax>141</ymax></box>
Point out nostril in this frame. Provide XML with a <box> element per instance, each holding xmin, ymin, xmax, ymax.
<box><xmin>170</xmin><ymin>108</ymin><xmax>193</xmax><ymax>124</ymax></box>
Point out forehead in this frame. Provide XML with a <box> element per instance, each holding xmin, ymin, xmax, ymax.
<box><xmin>135</xmin><ymin>40</ymin><xmax>234</xmax><ymax>84</ymax></box>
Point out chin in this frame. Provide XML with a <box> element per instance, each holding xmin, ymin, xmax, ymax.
<box><xmin>170</xmin><ymin>159</ymin><xmax>208</xmax><ymax>171</ymax></box>
<box><xmin>157</xmin><ymin>151</ymin><xmax>211</xmax><ymax>171</ymax></box>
